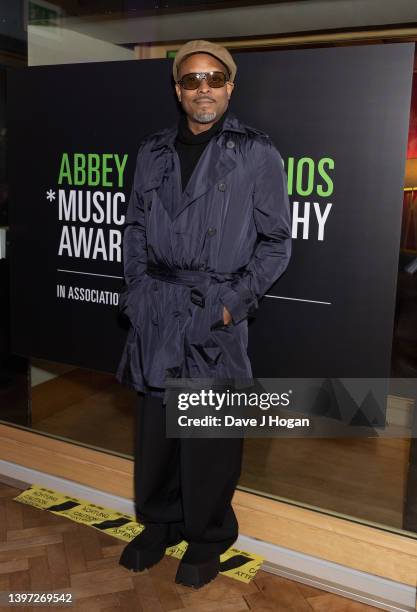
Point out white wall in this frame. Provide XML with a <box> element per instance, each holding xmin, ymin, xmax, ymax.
<box><xmin>28</xmin><ymin>25</ymin><xmax>134</xmax><ymax>66</ymax></box>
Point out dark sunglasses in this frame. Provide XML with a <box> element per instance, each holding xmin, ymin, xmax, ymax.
<box><xmin>177</xmin><ymin>71</ymin><xmax>229</xmax><ymax>90</ymax></box>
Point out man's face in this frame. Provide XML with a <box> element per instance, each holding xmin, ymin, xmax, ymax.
<box><xmin>175</xmin><ymin>53</ymin><xmax>234</xmax><ymax>124</ymax></box>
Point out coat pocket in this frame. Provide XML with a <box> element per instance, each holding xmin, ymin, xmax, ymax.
<box><xmin>118</xmin><ymin>277</ymin><xmax>148</xmax><ymax>330</ymax></box>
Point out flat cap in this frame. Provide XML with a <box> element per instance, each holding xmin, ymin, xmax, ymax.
<box><xmin>173</xmin><ymin>39</ymin><xmax>237</xmax><ymax>83</ymax></box>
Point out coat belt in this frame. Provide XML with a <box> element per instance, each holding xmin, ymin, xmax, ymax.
<box><xmin>146</xmin><ymin>262</ymin><xmax>239</xmax><ymax>308</ymax></box>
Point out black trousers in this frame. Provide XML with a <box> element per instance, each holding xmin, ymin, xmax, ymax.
<box><xmin>133</xmin><ymin>393</ymin><xmax>244</xmax><ymax>554</ymax></box>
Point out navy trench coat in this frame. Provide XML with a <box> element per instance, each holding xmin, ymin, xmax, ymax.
<box><xmin>115</xmin><ymin>111</ymin><xmax>292</xmax><ymax>398</ymax></box>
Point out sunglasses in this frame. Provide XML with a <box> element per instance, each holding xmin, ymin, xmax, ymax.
<box><xmin>177</xmin><ymin>71</ymin><xmax>229</xmax><ymax>90</ymax></box>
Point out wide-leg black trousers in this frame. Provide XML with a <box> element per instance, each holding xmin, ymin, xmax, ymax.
<box><xmin>133</xmin><ymin>393</ymin><xmax>244</xmax><ymax>555</ymax></box>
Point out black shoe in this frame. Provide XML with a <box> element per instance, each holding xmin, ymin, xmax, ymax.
<box><xmin>175</xmin><ymin>542</ymin><xmax>221</xmax><ymax>589</ymax></box>
<box><xmin>119</xmin><ymin>523</ymin><xmax>183</xmax><ymax>572</ymax></box>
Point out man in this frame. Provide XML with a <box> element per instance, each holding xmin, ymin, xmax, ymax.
<box><xmin>116</xmin><ymin>40</ymin><xmax>292</xmax><ymax>588</ymax></box>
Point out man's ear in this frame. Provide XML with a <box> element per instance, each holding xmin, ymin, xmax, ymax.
<box><xmin>226</xmin><ymin>81</ymin><xmax>235</xmax><ymax>100</ymax></box>
<box><xmin>175</xmin><ymin>82</ymin><xmax>181</xmax><ymax>102</ymax></box>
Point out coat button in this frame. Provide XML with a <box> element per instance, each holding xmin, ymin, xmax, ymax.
<box><xmin>207</xmin><ymin>227</ymin><xmax>217</xmax><ymax>237</ymax></box>
<box><xmin>226</xmin><ymin>140</ymin><xmax>235</xmax><ymax>149</ymax></box>
<box><xmin>218</xmin><ymin>183</ymin><xmax>226</xmax><ymax>191</ymax></box>
<box><xmin>199</xmin><ymin>265</ymin><xmax>205</xmax><ymax>271</ymax></box>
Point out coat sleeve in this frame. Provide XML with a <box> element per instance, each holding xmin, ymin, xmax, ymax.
<box><xmin>219</xmin><ymin>138</ymin><xmax>292</xmax><ymax>324</ymax></box>
<box><xmin>118</xmin><ymin>143</ymin><xmax>148</xmax><ymax>319</ymax></box>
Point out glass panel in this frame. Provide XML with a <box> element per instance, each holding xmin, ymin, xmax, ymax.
<box><xmin>30</xmin><ymin>357</ymin><xmax>136</xmax><ymax>458</ymax></box>
<box><xmin>2</xmin><ymin>0</ymin><xmax>417</xmax><ymax>542</ymax></box>
<box><xmin>0</xmin><ymin>7</ymin><xmax>30</xmax><ymax>427</ymax></box>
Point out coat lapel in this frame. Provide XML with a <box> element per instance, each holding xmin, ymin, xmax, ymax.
<box><xmin>174</xmin><ymin>137</ymin><xmax>236</xmax><ymax>219</ymax></box>
<box><xmin>148</xmin><ymin>112</ymin><xmax>247</xmax><ymax>222</ymax></box>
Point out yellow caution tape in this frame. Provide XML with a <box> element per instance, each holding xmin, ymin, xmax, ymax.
<box><xmin>12</xmin><ymin>486</ymin><xmax>79</xmax><ymax>510</ymax></box>
<box><xmin>13</xmin><ymin>485</ymin><xmax>263</xmax><ymax>583</ymax></box>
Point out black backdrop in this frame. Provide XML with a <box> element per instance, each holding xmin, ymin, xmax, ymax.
<box><xmin>7</xmin><ymin>43</ymin><xmax>414</xmax><ymax>379</ymax></box>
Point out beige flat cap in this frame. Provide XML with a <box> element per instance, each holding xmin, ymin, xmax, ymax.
<box><xmin>172</xmin><ymin>39</ymin><xmax>237</xmax><ymax>83</ymax></box>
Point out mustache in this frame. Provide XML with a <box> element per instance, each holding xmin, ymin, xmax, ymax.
<box><xmin>193</xmin><ymin>96</ymin><xmax>216</xmax><ymax>102</ymax></box>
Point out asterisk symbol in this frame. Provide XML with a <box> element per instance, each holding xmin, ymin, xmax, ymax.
<box><xmin>46</xmin><ymin>189</ymin><xmax>56</xmax><ymax>202</ymax></box>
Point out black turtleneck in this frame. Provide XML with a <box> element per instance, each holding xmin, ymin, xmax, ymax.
<box><xmin>175</xmin><ymin>110</ymin><xmax>228</xmax><ymax>193</ymax></box>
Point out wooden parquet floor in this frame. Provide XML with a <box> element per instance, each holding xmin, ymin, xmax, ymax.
<box><xmin>0</xmin><ymin>484</ymin><xmax>383</xmax><ymax>611</ymax></box>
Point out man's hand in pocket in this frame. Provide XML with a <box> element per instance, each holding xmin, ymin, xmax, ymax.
<box><xmin>223</xmin><ymin>306</ymin><xmax>232</xmax><ymax>326</ymax></box>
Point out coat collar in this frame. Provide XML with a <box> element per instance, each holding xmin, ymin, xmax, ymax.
<box><xmin>148</xmin><ymin>111</ymin><xmax>247</xmax><ymax>221</ymax></box>
<box><xmin>150</xmin><ymin>110</ymin><xmax>247</xmax><ymax>153</ymax></box>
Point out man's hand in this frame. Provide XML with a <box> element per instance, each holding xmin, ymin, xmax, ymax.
<box><xmin>223</xmin><ymin>305</ymin><xmax>232</xmax><ymax>326</ymax></box>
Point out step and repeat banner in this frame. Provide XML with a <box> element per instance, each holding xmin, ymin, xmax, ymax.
<box><xmin>7</xmin><ymin>44</ymin><xmax>414</xmax><ymax>378</ymax></box>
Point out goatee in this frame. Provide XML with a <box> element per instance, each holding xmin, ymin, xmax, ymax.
<box><xmin>192</xmin><ymin>110</ymin><xmax>217</xmax><ymax>123</ymax></box>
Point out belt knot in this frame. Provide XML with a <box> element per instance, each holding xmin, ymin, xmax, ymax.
<box><xmin>145</xmin><ymin>263</ymin><xmax>239</xmax><ymax>308</ymax></box>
